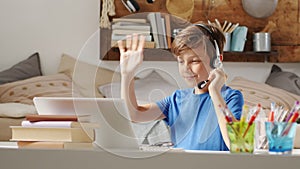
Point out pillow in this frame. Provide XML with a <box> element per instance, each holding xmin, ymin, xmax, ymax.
<box><xmin>57</xmin><ymin>53</ymin><xmax>120</xmax><ymax>98</ymax></box>
<box><xmin>0</xmin><ymin>73</ymin><xmax>79</xmax><ymax>105</ymax></box>
<box><xmin>265</xmin><ymin>64</ymin><xmax>300</xmax><ymax>95</ymax></box>
<box><xmin>99</xmin><ymin>71</ymin><xmax>178</xmax><ymax>103</ymax></box>
<box><xmin>0</xmin><ymin>52</ymin><xmax>42</xmax><ymax>85</ymax></box>
<box><xmin>0</xmin><ymin>103</ymin><xmax>37</xmax><ymax>118</ymax></box>
<box><xmin>228</xmin><ymin>76</ymin><xmax>300</xmax><ymax>111</ymax></box>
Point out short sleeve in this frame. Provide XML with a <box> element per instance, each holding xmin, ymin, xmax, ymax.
<box><xmin>156</xmin><ymin>95</ymin><xmax>172</xmax><ymax>124</ymax></box>
<box><xmin>223</xmin><ymin>87</ymin><xmax>244</xmax><ymax>120</ymax></box>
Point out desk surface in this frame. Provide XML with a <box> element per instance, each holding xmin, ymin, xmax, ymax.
<box><xmin>1</xmin><ymin>142</ymin><xmax>299</xmax><ymax>169</ymax></box>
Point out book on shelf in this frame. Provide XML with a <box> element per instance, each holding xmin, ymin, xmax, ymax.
<box><xmin>17</xmin><ymin>141</ymin><xmax>94</xmax><ymax>150</ymax></box>
<box><xmin>161</xmin><ymin>17</ymin><xmax>168</xmax><ymax>49</ymax></box>
<box><xmin>112</xmin><ymin>21</ymin><xmax>150</xmax><ymax>26</ymax></box>
<box><xmin>111</xmin><ymin>40</ymin><xmax>155</xmax><ymax>48</ymax></box>
<box><xmin>164</xmin><ymin>14</ymin><xmax>172</xmax><ymax>49</ymax></box>
<box><xmin>112</xmin><ymin>23</ymin><xmax>151</xmax><ymax>31</ymax></box>
<box><xmin>155</xmin><ymin>12</ymin><xmax>167</xmax><ymax>49</ymax></box>
<box><xmin>112</xmin><ymin>29</ymin><xmax>151</xmax><ymax>35</ymax></box>
<box><xmin>147</xmin><ymin>12</ymin><xmax>160</xmax><ymax>48</ymax></box>
<box><xmin>10</xmin><ymin>126</ymin><xmax>95</xmax><ymax>142</ymax></box>
<box><xmin>21</xmin><ymin>120</ymin><xmax>100</xmax><ymax>129</ymax></box>
<box><xmin>112</xmin><ymin>18</ymin><xmax>148</xmax><ymax>23</ymax></box>
<box><xmin>111</xmin><ymin>34</ymin><xmax>152</xmax><ymax>41</ymax></box>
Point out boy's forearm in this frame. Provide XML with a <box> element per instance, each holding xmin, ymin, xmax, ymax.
<box><xmin>209</xmin><ymin>90</ymin><xmax>231</xmax><ymax>148</ymax></box>
<box><xmin>121</xmin><ymin>74</ymin><xmax>138</xmax><ymax>119</ymax></box>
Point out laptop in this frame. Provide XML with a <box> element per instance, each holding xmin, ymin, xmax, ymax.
<box><xmin>33</xmin><ymin>97</ymin><xmax>179</xmax><ymax>155</ymax></box>
<box><xmin>33</xmin><ymin>97</ymin><xmax>140</xmax><ymax>150</ymax></box>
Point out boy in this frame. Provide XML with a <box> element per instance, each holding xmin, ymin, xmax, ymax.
<box><xmin>118</xmin><ymin>23</ymin><xmax>243</xmax><ymax>150</ymax></box>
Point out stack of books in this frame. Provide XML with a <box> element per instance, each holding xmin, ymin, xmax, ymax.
<box><xmin>146</xmin><ymin>12</ymin><xmax>172</xmax><ymax>49</ymax></box>
<box><xmin>110</xmin><ymin>18</ymin><xmax>156</xmax><ymax>48</ymax></box>
<box><xmin>110</xmin><ymin>14</ymin><xmax>172</xmax><ymax>49</ymax></box>
<box><xmin>10</xmin><ymin>114</ymin><xmax>99</xmax><ymax>149</ymax></box>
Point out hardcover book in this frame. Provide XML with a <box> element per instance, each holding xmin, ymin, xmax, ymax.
<box><xmin>10</xmin><ymin>126</ymin><xmax>94</xmax><ymax>142</ymax></box>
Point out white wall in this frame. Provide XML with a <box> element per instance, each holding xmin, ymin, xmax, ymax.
<box><xmin>0</xmin><ymin>0</ymin><xmax>299</xmax><ymax>86</ymax></box>
<box><xmin>0</xmin><ymin>0</ymin><xmax>99</xmax><ymax>75</ymax></box>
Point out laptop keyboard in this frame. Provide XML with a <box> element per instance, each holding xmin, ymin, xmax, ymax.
<box><xmin>139</xmin><ymin>144</ymin><xmax>184</xmax><ymax>152</ymax></box>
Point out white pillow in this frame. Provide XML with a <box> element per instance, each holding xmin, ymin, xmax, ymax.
<box><xmin>0</xmin><ymin>103</ymin><xmax>37</xmax><ymax>118</ymax></box>
<box><xmin>98</xmin><ymin>71</ymin><xmax>178</xmax><ymax>103</ymax></box>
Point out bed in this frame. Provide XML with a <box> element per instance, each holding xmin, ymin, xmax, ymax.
<box><xmin>0</xmin><ymin>52</ymin><xmax>299</xmax><ymax>148</ymax></box>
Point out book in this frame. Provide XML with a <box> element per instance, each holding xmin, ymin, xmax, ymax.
<box><xmin>147</xmin><ymin>13</ymin><xmax>160</xmax><ymax>48</ymax></box>
<box><xmin>161</xmin><ymin>18</ymin><xmax>168</xmax><ymax>49</ymax></box>
<box><xmin>21</xmin><ymin>120</ymin><xmax>100</xmax><ymax>128</ymax></box>
<box><xmin>112</xmin><ymin>18</ymin><xmax>147</xmax><ymax>23</ymax></box>
<box><xmin>164</xmin><ymin>14</ymin><xmax>172</xmax><ymax>49</ymax></box>
<box><xmin>17</xmin><ymin>141</ymin><xmax>94</xmax><ymax>150</ymax></box>
<box><xmin>111</xmin><ymin>34</ymin><xmax>152</xmax><ymax>41</ymax></box>
<box><xmin>10</xmin><ymin>126</ymin><xmax>94</xmax><ymax>142</ymax></box>
<box><xmin>111</xmin><ymin>40</ymin><xmax>155</xmax><ymax>48</ymax></box>
<box><xmin>112</xmin><ymin>21</ymin><xmax>150</xmax><ymax>26</ymax></box>
<box><xmin>112</xmin><ymin>24</ymin><xmax>151</xmax><ymax>31</ymax></box>
<box><xmin>112</xmin><ymin>29</ymin><xmax>151</xmax><ymax>35</ymax></box>
<box><xmin>155</xmin><ymin>13</ymin><xmax>167</xmax><ymax>49</ymax></box>
<box><xmin>25</xmin><ymin>114</ymin><xmax>78</xmax><ymax>122</ymax></box>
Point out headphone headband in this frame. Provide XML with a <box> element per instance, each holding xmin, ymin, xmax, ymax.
<box><xmin>194</xmin><ymin>24</ymin><xmax>216</xmax><ymax>49</ymax></box>
<box><xmin>194</xmin><ymin>24</ymin><xmax>222</xmax><ymax>68</ymax></box>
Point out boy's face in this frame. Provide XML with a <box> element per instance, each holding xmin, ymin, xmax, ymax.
<box><xmin>177</xmin><ymin>47</ymin><xmax>212</xmax><ymax>88</ymax></box>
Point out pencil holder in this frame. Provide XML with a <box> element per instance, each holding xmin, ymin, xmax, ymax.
<box><xmin>226</xmin><ymin>122</ymin><xmax>255</xmax><ymax>153</ymax></box>
<box><xmin>265</xmin><ymin>122</ymin><xmax>297</xmax><ymax>154</ymax></box>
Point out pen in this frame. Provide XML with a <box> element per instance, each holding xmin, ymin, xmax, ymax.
<box><xmin>219</xmin><ymin>105</ymin><xmax>232</xmax><ymax>123</ymax></box>
<box><xmin>285</xmin><ymin>101</ymin><xmax>299</xmax><ymax>122</ymax></box>
<box><xmin>268</xmin><ymin>102</ymin><xmax>275</xmax><ymax>122</ymax></box>
<box><xmin>240</xmin><ymin>105</ymin><xmax>249</xmax><ymax>123</ymax></box>
<box><xmin>219</xmin><ymin>105</ymin><xmax>240</xmax><ymax>136</ymax></box>
<box><xmin>243</xmin><ymin>104</ymin><xmax>261</xmax><ymax>138</ymax></box>
<box><xmin>281</xmin><ymin>111</ymin><xmax>299</xmax><ymax>136</ymax></box>
<box><xmin>288</xmin><ymin>111</ymin><xmax>299</xmax><ymax>123</ymax></box>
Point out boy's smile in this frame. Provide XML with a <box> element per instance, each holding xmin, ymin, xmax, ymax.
<box><xmin>177</xmin><ymin>48</ymin><xmax>211</xmax><ymax>88</ymax></box>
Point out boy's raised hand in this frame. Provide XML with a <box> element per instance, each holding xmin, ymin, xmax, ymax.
<box><xmin>118</xmin><ymin>34</ymin><xmax>145</xmax><ymax>75</ymax></box>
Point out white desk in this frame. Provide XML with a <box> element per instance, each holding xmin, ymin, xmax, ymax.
<box><xmin>0</xmin><ymin>142</ymin><xmax>299</xmax><ymax>169</ymax></box>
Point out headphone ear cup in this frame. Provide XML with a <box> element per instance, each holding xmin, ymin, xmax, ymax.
<box><xmin>210</xmin><ymin>55</ymin><xmax>217</xmax><ymax>68</ymax></box>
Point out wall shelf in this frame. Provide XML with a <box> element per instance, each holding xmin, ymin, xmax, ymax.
<box><xmin>100</xmin><ymin>47</ymin><xmax>278</xmax><ymax>62</ymax></box>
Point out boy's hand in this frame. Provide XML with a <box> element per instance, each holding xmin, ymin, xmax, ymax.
<box><xmin>118</xmin><ymin>34</ymin><xmax>145</xmax><ymax>76</ymax></box>
<box><xmin>208</xmin><ymin>68</ymin><xmax>227</xmax><ymax>93</ymax></box>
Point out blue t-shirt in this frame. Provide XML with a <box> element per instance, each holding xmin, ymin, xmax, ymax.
<box><xmin>156</xmin><ymin>86</ymin><xmax>243</xmax><ymax>151</ymax></box>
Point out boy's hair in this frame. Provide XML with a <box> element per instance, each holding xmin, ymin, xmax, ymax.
<box><xmin>171</xmin><ymin>23</ymin><xmax>225</xmax><ymax>66</ymax></box>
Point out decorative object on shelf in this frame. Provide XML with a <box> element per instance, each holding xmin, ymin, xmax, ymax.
<box><xmin>230</xmin><ymin>26</ymin><xmax>248</xmax><ymax>52</ymax></box>
<box><xmin>253</xmin><ymin>21</ymin><xmax>277</xmax><ymax>52</ymax></box>
<box><xmin>242</xmin><ymin>0</ymin><xmax>278</xmax><ymax>18</ymax></box>
<box><xmin>207</xmin><ymin>19</ymin><xmax>239</xmax><ymax>52</ymax></box>
<box><xmin>253</xmin><ymin>33</ymin><xmax>271</xmax><ymax>52</ymax></box>
<box><xmin>120</xmin><ymin>0</ymin><xmax>140</xmax><ymax>13</ymax></box>
<box><xmin>166</xmin><ymin>0</ymin><xmax>194</xmax><ymax>21</ymax></box>
<box><xmin>100</xmin><ymin>0</ymin><xmax>116</xmax><ymax>28</ymax></box>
